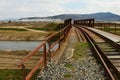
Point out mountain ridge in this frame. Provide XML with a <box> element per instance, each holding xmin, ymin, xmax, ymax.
<box><xmin>20</xmin><ymin>12</ymin><xmax>120</xmax><ymax>22</ymax></box>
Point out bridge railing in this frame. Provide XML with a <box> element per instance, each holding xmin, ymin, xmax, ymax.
<box><xmin>74</xmin><ymin>19</ymin><xmax>94</xmax><ymax>27</ymax></box>
<box><xmin>18</xmin><ymin>19</ymin><xmax>72</xmax><ymax>80</ymax></box>
<box><xmin>95</xmin><ymin>23</ymin><xmax>120</xmax><ymax>35</ymax></box>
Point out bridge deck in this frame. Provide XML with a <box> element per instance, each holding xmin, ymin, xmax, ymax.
<box><xmin>52</xmin><ymin>26</ymin><xmax>79</xmax><ymax>63</ymax></box>
<box><xmin>85</xmin><ymin>26</ymin><xmax>120</xmax><ymax>42</ymax></box>
<box><xmin>38</xmin><ymin>26</ymin><xmax>105</xmax><ymax>79</ymax></box>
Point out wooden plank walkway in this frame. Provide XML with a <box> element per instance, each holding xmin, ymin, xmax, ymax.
<box><xmin>86</xmin><ymin>27</ymin><xmax>120</xmax><ymax>42</ymax></box>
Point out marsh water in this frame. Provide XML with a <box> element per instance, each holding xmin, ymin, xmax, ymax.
<box><xmin>0</xmin><ymin>41</ymin><xmax>41</xmax><ymax>50</ymax></box>
<box><xmin>0</xmin><ymin>41</ymin><xmax>58</xmax><ymax>51</ymax></box>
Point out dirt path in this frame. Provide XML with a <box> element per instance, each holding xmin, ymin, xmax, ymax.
<box><xmin>22</xmin><ymin>27</ymin><xmax>47</xmax><ymax>33</ymax></box>
<box><xmin>62</xmin><ymin>26</ymin><xmax>79</xmax><ymax>59</ymax></box>
<box><xmin>52</xmin><ymin>27</ymin><xmax>79</xmax><ymax>63</ymax></box>
<box><xmin>0</xmin><ymin>26</ymin><xmax>47</xmax><ymax>33</ymax></box>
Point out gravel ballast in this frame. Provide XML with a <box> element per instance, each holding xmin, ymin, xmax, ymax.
<box><xmin>37</xmin><ymin>55</ymin><xmax>105</xmax><ymax>80</ymax></box>
<box><xmin>37</xmin><ymin>27</ymin><xmax>106</xmax><ymax>80</ymax></box>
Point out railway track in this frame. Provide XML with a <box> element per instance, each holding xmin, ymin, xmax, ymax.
<box><xmin>75</xmin><ymin>25</ymin><xmax>120</xmax><ymax>80</ymax></box>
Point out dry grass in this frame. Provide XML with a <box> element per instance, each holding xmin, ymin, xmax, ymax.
<box><xmin>0</xmin><ymin>31</ymin><xmax>51</xmax><ymax>41</ymax></box>
<box><xmin>0</xmin><ymin>21</ymin><xmax>50</xmax><ymax>27</ymax></box>
<box><xmin>73</xmin><ymin>43</ymin><xmax>89</xmax><ymax>60</ymax></box>
<box><xmin>0</xmin><ymin>50</ymin><xmax>42</xmax><ymax>79</ymax></box>
<box><xmin>0</xmin><ymin>22</ymin><xmax>59</xmax><ymax>41</ymax></box>
<box><xmin>0</xmin><ymin>50</ymin><xmax>43</xmax><ymax>69</ymax></box>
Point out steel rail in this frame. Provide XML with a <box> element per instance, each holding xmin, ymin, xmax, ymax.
<box><xmin>75</xmin><ymin>27</ymin><xmax>81</xmax><ymax>42</ymax></box>
<box><xmin>83</xmin><ymin>26</ymin><xmax>120</xmax><ymax>52</ymax></box>
<box><xmin>74</xmin><ymin>25</ymin><xmax>86</xmax><ymax>42</ymax></box>
<box><xmin>77</xmin><ymin>27</ymin><xmax>120</xmax><ymax>80</ymax></box>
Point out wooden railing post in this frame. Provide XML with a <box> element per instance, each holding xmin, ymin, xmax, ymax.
<box><xmin>115</xmin><ymin>23</ymin><xmax>117</xmax><ymax>34</ymax></box>
<box><xmin>59</xmin><ymin>31</ymin><xmax>61</xmax><ymax>49</ymax></box>
<box><xmin>108</xmin><ymin>23</ymin><xmax>110</xmax><ymax>32</ymax></box>
<box><xmin>44</xmin><ymin>44</ymin><xmax>47</xmax><ymax>67</ymax></box>
<box><xmin>104</xmin><ymin>24</ymin><xmax>105</xmax><ymax>31</ymax></box>
<box><xmin>100</xmin><ymin>24</ymin><xmax>102</xmax><ymax>30</ymax></box>
<box><xmin>22</xmin><ymin>64</ymin><xmax>26</xmax><ymax>80</ymax></box>
<box><xmin>47</xmin><ymin>41</ymin><xmax>51</xmax><ymax>61</ymax></box>
<box><xmin>63</xmin><ymin>29</ymin><xmax>66</xmax><ymax>41</ymax></box>
<box><xmin>58</xmin><ymin>24</ymin><xmax>61</xmax><ymax>49</ymax></box>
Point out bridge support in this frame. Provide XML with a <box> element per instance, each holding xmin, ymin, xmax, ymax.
<box><xmin>74</xmin><ymin>19</ymin><xmax>94</xmax><ymax>27</ymax></box>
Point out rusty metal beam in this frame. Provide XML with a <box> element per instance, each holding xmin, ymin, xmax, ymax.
<box><xmin>18</xmin><ymin>18</ymin><xmax>72</xmax><ymax>80</ymax></box>
<box><xmin>26</xmin><ymin>58</ymin><xmax>43</xmax><ymax>80</ymax></box>
<box><xmin>18</xmin><ymin>41</ymin><xmax>46</xmax><ymax>67</ymax></box>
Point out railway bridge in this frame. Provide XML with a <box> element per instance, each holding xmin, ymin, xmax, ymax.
<box><xmin>1</xmin><ymin>18</ymin><xmax>120</xmax><ymax>80</ymax></box>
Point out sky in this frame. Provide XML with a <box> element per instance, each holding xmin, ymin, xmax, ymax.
<box><xmin>0</xmin><ymin>0</ymin><xmax>120</xmax><ymax>19</ymax></box>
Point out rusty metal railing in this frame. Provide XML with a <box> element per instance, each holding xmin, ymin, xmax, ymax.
<box><xmin>74</xmin><ymin>19</ymin><xmax>94</xmax><ymax>27</ymax></box>
<box><xmin>94</xmin><ymin>23</ymin><xmax>120</xmax><ymax>35</ymax></box>
<box><xmin>17</xmin><ymin>23</ymin><xmax>71</xmax><ymax>80</ymax></box>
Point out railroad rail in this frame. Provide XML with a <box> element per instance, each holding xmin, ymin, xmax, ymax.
<box><xmin>18</xmin><ymin>19</ymin><xmax>72</xmax><ymax>80</ymax></box>
<box><xmin>75</xmin><ymin>25</ymin><xmax>120</xmax><ymax>80</ymax></box>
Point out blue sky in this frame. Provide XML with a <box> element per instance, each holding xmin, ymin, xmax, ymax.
<box><xmin>0</xmin><ymin>0</ymin><xmax>120</xmax><ymax>19</ymax></box>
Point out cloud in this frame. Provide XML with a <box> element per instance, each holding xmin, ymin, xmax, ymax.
<box><xmin>0</xmin><ymin>0</ymin><xmax>120</xmax><ymax>19</ymax></box>
<box><xmin>70</xmin><ymin>0</ymin><xmax>120</xmax><ymax>14</ymax></box>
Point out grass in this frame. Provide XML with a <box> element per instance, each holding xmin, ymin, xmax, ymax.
<box><xmin>64</xmin><ymin>73</ymin><xmax>73</xmax><ymax>78</ymax></box>
<box><xmin>0</xmin><ymin>69</ymin><xmax>22</xmax><ymax>80</ymax></box>
<box><xmin>0</xmin><ymin>69</ymin><xmax>40</xmax><ymax>80</ymax></box>
<box><xmin>64</xmin><ymin>63</ymin><xmax>73</xmax><ymax>69</ymax></box>
<box><xmin>27</xmin><ymin>23</ymin><xmax>59</xmax><ymax>31</ymax></box>
<box><xmin>0</xmin><ymin>22</ymin><xmax>61</xmax><ymax>41</ymax></box>
<box><xmin>27</xmin><ymin>27</ymin><xmax>48</xmax><ymax>31</ymax></box>
<box><xmin>0</xmin><ymin>21</ymin><xmax>50</xmax><ymax>27</ymax></box>
<box><xmin>98</xmin><ymin>27</ymin><xmax>120</xmax><ymax>31</ymax></box>
<box><xmin>0</xmin><ymin>31</ymin><xmax>48</xmax><ymax>41</ymax></box>
<box><xmin>96</xmin><ymin>27</ymin><xmax>120</xmax><ymax>35</ymax></box>
<box><xmin>0</xmin><ymin>28</ymin><xmax>28</xmax><ymax>31</ymax></box>
<box><xmin>0</xmin><ymin>50</ymin><xmax>42</xmax><ymax>80</ymax></box>
<box><xmin>73</xmin><ymin>43</ymin><xmax>89</xmax><ymax>60</ymax></box>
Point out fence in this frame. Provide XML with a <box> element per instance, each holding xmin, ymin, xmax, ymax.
<box><xmin>95</xmin><ymin>23</ymin><xmax>120</xmax><ymax>35</ymax></box>
<box><xmin>18</xmin><ymin>19</ymin><xmax>72</xmax><ymax>80</ymax></box>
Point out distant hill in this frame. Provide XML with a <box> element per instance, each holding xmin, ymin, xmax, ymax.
<box><xmin>81</xmin><ymin>12</ymin><xmax>120</xmax><ymax>21</ymax></box>
<box><xmin>20</xmin><ymin>12</ymin><xmax>120</xmax><ymax>22</ymax></box>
